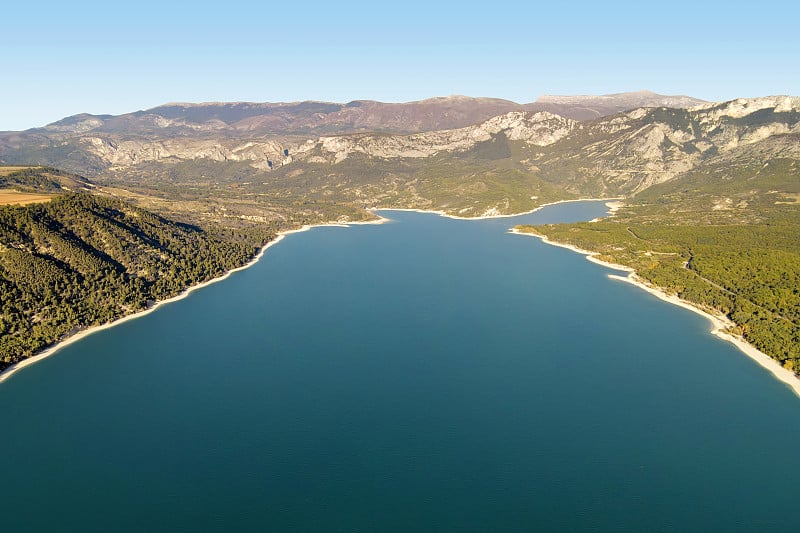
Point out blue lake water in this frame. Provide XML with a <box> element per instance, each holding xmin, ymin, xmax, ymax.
<box><xmin>2</xmin><ymin>200</ymin><xmax>800</xmax><ymax>532</ymax></box>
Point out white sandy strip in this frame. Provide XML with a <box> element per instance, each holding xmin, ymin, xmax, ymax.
<box><xmin>605</xmin><ymin>201</ymin><xmax>625</xmax><ymax>215</ymax></box>
<box><xmin>374</xmin><ymin>197</ymin><xmax>624</xmax><ymax>221</ymax></box>
<box><xmin>0</xmin><ymin>215</ymin><xmax>390</xmax><ymax>385</ymax></box>
<box><xmin>589</xmin><ymin>201</ymin><xmax>625</xmax><ymax>223</ymax></box>
<box><xmin>510</xmin><ymin>229</ymin><xmax>800</xmax><ymax>398</ymax></box>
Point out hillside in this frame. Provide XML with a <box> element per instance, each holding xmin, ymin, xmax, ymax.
<box><xmin>238</xmin><ymin>96</ymin><xmax>799</xmax><ymax>217</ymax></box>
<box><xmin>0</xmin><ymin>96</ymin><xmax>795</xmax><ymax>223</ymax></box>
<box><xmin>0</xmin><ymin>165</ymin><xmax>94</xmax><ymax>193</ymax></box>
<box><xmin>0</xmin><ymin>169</ymin><xmax>275</xmax><ymax>368</ymax></box>
<box><xmin>0</xmin><ymin>91</ymin><xmax>706</xmax><ymax>184</ymax></box>
<box><xmin>517</xmin><ymin>155</ymin><xmax>800</xmax><ymax>369</ymax></box>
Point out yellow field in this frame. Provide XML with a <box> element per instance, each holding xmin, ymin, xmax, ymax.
<box><xmin>0</xmin><ymin>189</ymin><xmax>53</xmax><ymax>206</ymax></box>
<box><xmin>0</xmin><ymin>166</ymin><xmax>38</xmax><ymax>176</ymax></box>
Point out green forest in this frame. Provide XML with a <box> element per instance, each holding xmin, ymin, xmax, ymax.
<box><xmin>0</xmin><ymin>192</ymin><xmax>274</xmax><ymax>368</ymax></box>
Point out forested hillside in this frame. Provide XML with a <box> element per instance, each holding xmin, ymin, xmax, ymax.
<box><xmin>0</xmin><ymin>165</ymin><xmax>92</xmax><ymax>192</ymax></box>
<box><xmin>518</xmin><ymin>158</ymin><xmax>800</xmax><ymax>369</ymax></box>
<box><xmin>0</xmin><ymin>193</ymin><xmax>273</xmax><ymax>368</ymax></box>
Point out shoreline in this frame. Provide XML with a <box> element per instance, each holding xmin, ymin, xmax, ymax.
<box><xmin>0</xmin><ymin>214</ymin><xmax>390</xmax><ymax>385</ymax></box>
<box><xmin>375</xmin><ymin>197</ymin><xmax>623</xmax><ymax>221</ymax></box>
<box><xmin>510</xmin><ymin>229</ymin><xmax>800</xmax><ymax>398</ymax></box>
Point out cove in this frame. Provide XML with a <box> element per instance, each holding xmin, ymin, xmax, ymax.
<box><xmin>2</xmin><ymin>200</ymin><xmax>799</xmax><ymax>532</ymax></box>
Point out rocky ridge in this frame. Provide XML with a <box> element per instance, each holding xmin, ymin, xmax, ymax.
<box><xmin>80</xmin><ymin>136</ymin><xmax>290</xmax><ymax>171</ymax></box>
<box><xmin>284</xmin><ymin>95</ymin><xmax>800</xmax><ymax>195</ymax></box>
<box><xmin>297</xmin><ymin>112</ymin><xmax>578</xmax><ymax>164</ymax></box>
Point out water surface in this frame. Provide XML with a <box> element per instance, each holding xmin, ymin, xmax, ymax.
<box><xmin>2</xmin><ymin>201</ymin><xmax>799</xmax><ymax>532</ymax></box>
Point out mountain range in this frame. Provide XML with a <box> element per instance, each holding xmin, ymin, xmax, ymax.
<box><xmin>11</xmin><ymin>90</ymin><xmax>707</xmax><ymax>137</ymax></box>
<box><xmin>1</xmin><ymin>91</ymin><xmax>798</xmax><ymax>222</ymax></box>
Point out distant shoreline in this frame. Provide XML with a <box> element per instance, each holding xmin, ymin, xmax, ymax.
<box><xmin>376</xmin><ymin>197</ymin><xmax>623</xmax><ymax>221</ymax></box>
<box><xmin>0</xmin><ymin>215</ymin><xmax>389</xmax><ymax>385</ymax></box>
<box><xmin>510</xmin><ymin>226</ymin><xmax>800</xmax><ymax>398</ymax></box>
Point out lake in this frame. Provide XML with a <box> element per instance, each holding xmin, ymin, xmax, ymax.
<box><xmin>2</xmin><ymin>200</ymin><xmax>799</xmax><ymax>532</ymax></box>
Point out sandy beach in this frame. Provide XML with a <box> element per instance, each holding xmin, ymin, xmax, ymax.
<box><xmin>0</xmin><ymin>214</ymin><xmax>389</xmax><ymax>385</ymax></box>
<box><xmin>510</xmin><ymin>229</ymin><xmax>800</xmax><ymax>398</ymax></box>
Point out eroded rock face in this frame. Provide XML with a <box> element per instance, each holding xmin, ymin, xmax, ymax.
<box><xmin>520</xmin><ymin>96</ymin><xmax>800</xmax><ymax>194</ymax></box>
<box><xmin>309</xmin><ymin>112</ymin><xmax>579</xmax><ymax>162</ymax></box>
<box><xmin>690</xmin><ymin>96</ymin><xmax>800</xmax><ymax>119</ymax></box>
<box><xmin>80</xmin><ymin>137</ymin><xmax>288</xmax><ymax>171</ymax></box>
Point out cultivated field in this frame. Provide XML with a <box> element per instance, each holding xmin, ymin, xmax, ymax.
<box><xmin>0</xmin><ymin>189</ymin><xmax>53</xmax><ymax>206</ymax></box>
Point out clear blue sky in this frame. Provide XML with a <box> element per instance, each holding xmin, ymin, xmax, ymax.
<box><xmin>2</xmin><ymin>0</ymin><xmax>797</xmax><ymax>130</ymax></box>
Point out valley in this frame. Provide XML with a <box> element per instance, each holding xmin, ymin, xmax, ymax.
<box><xmin>0</xmin><ymin>92</ymin><xmax>798</xmax><ymax>376</ymax></box>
